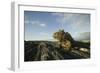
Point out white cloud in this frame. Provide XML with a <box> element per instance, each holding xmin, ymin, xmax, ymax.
<box><xmin>31</xmin><ymin>21</ymin><xmax>38</xmax><ymax>24</ymax></box>
<box><xmin>40</xmin><ymin>32</ymin><xmax>49</xmax><ymax>36</ymax></box>
<box><xmin>51</xmin><ymin>12</ymin><xmax>90</xmax><ymax>32</ymax></box>
<box><xmin>75</xmin><ymin>32</ymin><xmax>90</xmax><ymax>41</ymax></box>
<box><xmin>70</xmin><ymin>14</ymin><xmax>90</xmax><ymax>31</ymax></box>
<box><xmin>51</xmin><ymin>13</ymin><xmax>63</xmax><ymax>17</ymax></box>
<box><xmin>51</xmin><ymin>13</ymin><xmax>74</xmax><ymax>24</ymax></box>
<box><xmin>25</xmin><ymin>20</ymin><xmax>46</xmax><ymax>27</ymax></box>
<box><xmin>39</xmin><ymin>23</ymin><xmax>46</xmax><ymax>27</ymax></box>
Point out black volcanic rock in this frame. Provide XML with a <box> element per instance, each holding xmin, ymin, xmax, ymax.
<box><xmin>24</xmin><ymin>41</ymin><xmax>90</xmax><ymax>61</ymax></box>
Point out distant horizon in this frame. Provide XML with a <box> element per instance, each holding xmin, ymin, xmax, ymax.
<box><xmin>24</xmin><ymin>39</ymin><xmax>58</xmax><ymax>41</ymax></box>
<box><xmin>24</xmin><ymin>38</ymin><xmax>90</xmax><ymax>42</ymax></box>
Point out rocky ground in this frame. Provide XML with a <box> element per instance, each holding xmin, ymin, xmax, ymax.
<box><xmin>24</xmin><ymin>41</ymin><xmax>90</xmax><ymax>62</ymax></box>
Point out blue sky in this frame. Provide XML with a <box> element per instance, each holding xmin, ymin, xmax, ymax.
<box><xmin>24</xmin><ymin>11</ymin><xmax>90</xmax><ymax>41</ymax></box>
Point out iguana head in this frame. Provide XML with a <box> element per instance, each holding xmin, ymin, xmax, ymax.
<box><xmin>53</xmin><ymin>29</ymin><xmax>74</xmax><ymax>51</ymax></box>
<box><xmin>53</xmin><ymin>29</ymin><xmax>65</xmax><ymax>42</ymax></box>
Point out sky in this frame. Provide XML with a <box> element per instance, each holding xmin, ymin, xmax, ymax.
<box><xmin>24</xmin><ymin>11</ymin><xmax>90</xmax><ymax>41</ymax></box>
